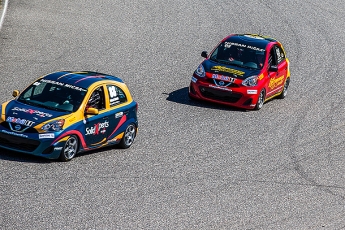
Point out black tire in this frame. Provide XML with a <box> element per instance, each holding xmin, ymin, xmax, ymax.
<box><xmin>278</xmin><ymin>77</ymin><xmax>290</xmax><ymax>99</ymax></box>
<box><xmin>59</xmin><ymin>135</ymin><xmax>79</xmax><ymax>161</ymax></box>
<box><xmin>119</xmin><ymin>123</ymin><xmax>136</xmax><ymax>149</ymax></box>
<box><xmin>255</xmin><ymin>89</ymin><xmax>265</xmax><ymax>110</ymax></box>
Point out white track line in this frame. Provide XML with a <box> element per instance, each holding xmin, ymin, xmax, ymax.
<box><xmin>0</xmin><ymin>0</ymin><xmax>9</xmax><ymax>31</ymax></box>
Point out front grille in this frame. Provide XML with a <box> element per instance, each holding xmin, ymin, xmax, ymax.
<box><xmin>199</xmin><ymin>86</ymin><xmax>242</xmax><ymax>103</ymax></box>
<box><xmin>206</xmin><ymin>79</ymin><xmax>240</xmax><ymax>88</ymax></box>
<box><xmin>0</xmin><ymin>132</ymin><xmax>40</xmax><ymax>152</ymax></box>
<box><xmin>0</xmin><ymin>122</ymin><xmax>39</xmax><ymax>133</ymax></box>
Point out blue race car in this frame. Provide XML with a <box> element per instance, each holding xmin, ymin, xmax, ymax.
<box><xmin>0</xmin><ymin>71</ymin><xmax>138</xmax><ymax>161</ymax></box>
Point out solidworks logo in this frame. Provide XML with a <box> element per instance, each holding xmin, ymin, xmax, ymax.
<box><xmin>85</xmin><ymin>121</ymin><xmax>109</xmax><ymax>135</ymax></box>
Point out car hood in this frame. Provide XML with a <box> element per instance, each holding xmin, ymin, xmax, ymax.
<box><xmin>203</xmin><ymin>59</ymin><xmax>261</xmax><ymax>79</ymax></box>
<box><xmin>3</xmin><ymin>100</ymin><xmax>70</xmax><ymax>126</ymax></box>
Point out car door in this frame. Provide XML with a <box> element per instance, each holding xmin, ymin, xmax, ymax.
<box><xmin>84</xmin><ymin>85</ymin><xmax>110</xmax><ymax>147</ymax></box>
<box><xmin>267</xmin><ymin>45</ymin><xmax>288</xmax><ymax>97</ymax></box>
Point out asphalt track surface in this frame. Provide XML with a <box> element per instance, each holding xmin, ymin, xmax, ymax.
<box><xmin>1</xmin><ymin>1</ymin><xmax>345</xmax><ymax>229</ymax></box>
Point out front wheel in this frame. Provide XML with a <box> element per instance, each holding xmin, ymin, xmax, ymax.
<box><xmin>59</xmin><ymin>135</ymin><xmax>79</xmax><ymax>161</ymax></box>
<box><xmin>119</xmin><ymin>123</ymin><xmax>137</xmax><ymax>149</ymax></box>
<box><xmin>255</xmin><ymin>89</ymin><xmax>265</xmax><ymax>110</ymax></box>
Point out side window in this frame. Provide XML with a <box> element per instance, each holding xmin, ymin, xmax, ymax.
<box><xmin>268</xmin><ymin>48</ymin><xmax>276</xmax><ymax>68</ymax></box>
<box><xmin>275</xmin><ymin>46</ymin><xmax>285</xmax><ymax>64</ymax></box>
<box><xmin>107</xmin><ymin>85</ymin><xmax>127</xmax><ymax>107</ymax></box>
<box><xmin>86</xmin><ymin>86</ymin><xmax>105</xmax><ymax>110</ymax></box>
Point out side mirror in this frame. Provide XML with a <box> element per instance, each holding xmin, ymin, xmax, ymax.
<box><xmin>201</xmin><ymin>51</ymin><xmax>208</xmax><ymax>58</ymax></box>
<box><xmin>86</xmin><ymin>107</ymin><xmax>99</xmax><ymax>115</ymax></box>
<box><xmin>12</xmin><ymin>90</ymin><xmax>20</xmax><ymax>97</ymax></box>
<box><xmin>269</xmin><ymin>65</ymin><xmax>278</xmax><ymax>72</ymax></box>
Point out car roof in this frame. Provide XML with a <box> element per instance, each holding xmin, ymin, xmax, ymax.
<box><xmin>223</xmin><ymin>34</ymin><xmax>277</xmax><ymax>50</ymax></box>
<box><xmin>41</xmin><ymin>71</ymin><xmax>124</xmax><ymax>89</ymax></box>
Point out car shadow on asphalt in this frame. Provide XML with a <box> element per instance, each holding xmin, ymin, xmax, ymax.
<box><xmin>75</xmin><ymin>144</ymin><xmax>123</xmax><ymax>159</ymax></box>
<box><xmin>0</xmin><ymin>145</ymin><xmax>125</xmax><ymax>163</ymax></box>
<box><xmin>165</xmin><ymin>87</ymin><xmax>247</xmax><ymax>112</ymax></box>
<box><xmin>0</xmin><ymin>148</ymin><xmax>53</xmax><ymax>163</ymax></box>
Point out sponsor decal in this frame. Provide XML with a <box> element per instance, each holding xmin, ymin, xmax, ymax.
<box><xmin>54</xmin><ymin>147</ymin><xmax>63</xmax><ymax>151</ymax></box>
<box><xmin>191</xmin><ymin>76</ymin><xmax>197</xmax><ymax>83</ymax></box>
<box><xmin>258</xmin><ymin>74</ymin><xmax>264</xmax><ymax>80</ymax></box>
<box><xmin>269</xmin><ymin>75</ymin><xmax>285</xmax><ymax>89</ymax></box>
<box><xmin>40</xmin><ymin>79</ymin><xmax>87</xmax><ymax>92</ymax></box>
<box><xmin>1</xmin><ymin>130</ymin><xmax>28</xmax><ymax>138</ymax></box>
<box><xmin>115</xmin><ymin>112</ymin><xmax>124</xmax><ymax>118</ymax></box>
<box><xmin>209</xmin><ymin>85</ymin><xmax>232</xmax><ymax>91</ymax></box>
<box><xmin>6</xmin><ymin>116</ymin><xmax>35</xmax><ymax>126</ymax></box>
<box><xmin>247</xmin><ymin>90</ymin><xmax>258</xmax><ymax>95</ymax></box>
<box><xmin>110</xmin><ymin>98</ymin><xmax>120</xmax><ymax>105</ymax></box>
<box><xmin>212</xmin><ymin>74</ymin><xmax>235</xmax><ymax>82</ymax></box>
<box><xmin>224</xmin><ymin>41</ymin><xmax>265</xmax><ymax>52</ymax></box>
<box><xmin>39</xmin><ymin>133</ymin><xmax>55</xmax><ymax>139</ymax></box>
<box><xmin>211</xmin><ymin>66</ymin><xmax>245</xmax><ymax>76</ymax></box>
<box><xmin>12</xmin><ymin>107</ymin><xmax>53</xmax><ymax>118</ymax></box>
<box><xmin>85</xmin><ymin>121</ymin><xmax>109</xmax><ymax>135</ymax></box>
<box><xmin>212</xmin><ymin>74</ymin><xmax>234</xmax><ymax>87</ymax></box>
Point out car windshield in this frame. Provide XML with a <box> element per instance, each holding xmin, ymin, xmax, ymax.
<box><xmin>210</xmin><ymin>41</ymin><xmax>266</xmax><ymax>70</ymax></box>
<box><xmin>17</xmin><ymin>79</ymin><xmax>87</xmax><ymax>112</ymax></box>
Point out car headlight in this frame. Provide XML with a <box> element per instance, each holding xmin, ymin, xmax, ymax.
<box><xmin>195</xmin><ymin>64</ymin><xmax>205</xmax><ymax>78</ymax></box>
<box><xmin>41</xmin><ymin>119</ymin><xmax>65</xmax><ymax>132</ymax></box>
<box><xmin>242</xmin><ymin>75</ymin><xmax>258</xmax><ymax>87</ymax></box>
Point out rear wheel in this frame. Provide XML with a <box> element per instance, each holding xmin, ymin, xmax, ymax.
<box><xmin>119</xmin><ymin>123</ymin><xmax>136</xmax><ymax>149</ymax></box>
<box><xmin>59</xmin><ymin>135</ymin><xmax>78</xmax><ymax>161</ymax></box>
<box><xmin>278</xmin><ymin>78</ymin><xmax>290</xmax><ymax>99</ymax></box>
<box><xmin>255</xmin><ymin>89</ymin><xmax>265</xmax><ymax>110</ymax></box>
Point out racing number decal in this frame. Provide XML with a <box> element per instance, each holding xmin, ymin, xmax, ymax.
<box><xmin>108</xmin><ymin>86</ymin><xmax>119</xmax><ymax>99</ymax></box>
<box><xmin>107</xmin><ymin>85</ymin><xmax>127</xmax><ymax>106</ymax></box>
<box><xmin>108</xmin><ymin>85</ymin><xmax>120</xmax><ymax>106</ymax></box>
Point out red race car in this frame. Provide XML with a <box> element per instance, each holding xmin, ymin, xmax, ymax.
<box><xmin>189</xmin><ymin>34</ymin><xmax>290</xmax><ymax>110</ymax></box>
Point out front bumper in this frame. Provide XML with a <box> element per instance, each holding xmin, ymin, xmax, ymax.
<box><xmin>189</xmin><ymin>78</ymin><xmax>260</xmax><ymax>110</ymax></box>
<box><xmin>0</xmin><ymin>129</ymin><xmax>67</xmax><ymax>159</ymax></box>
